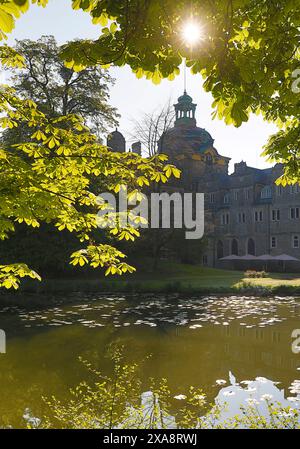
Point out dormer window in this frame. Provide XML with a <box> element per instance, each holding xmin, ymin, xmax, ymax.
<box><xmin>224</xmin><ymin>192</ymin><xmax>230</xmax><ymax>204</ymax></box>
<box><xmin>261</xmin><ymin>185</ymin><xmax>272</xmax><ymax>199</ymax></box>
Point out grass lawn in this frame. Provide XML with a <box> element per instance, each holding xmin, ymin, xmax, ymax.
<box><xmin>102</xmin><ymin>260</ymin><xmax>300</xmax><ymax>292</ymax></box>
<box><xmin>19</xmin><ymin>260</ymin><xmax>300</xmax><ymax>295</ymax></box>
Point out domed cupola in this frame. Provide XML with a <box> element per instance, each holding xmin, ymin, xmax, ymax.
<box><xmin>107</xmin><ymin>128</ymin><xmax>126</xmax><ymax>153</ymax></box>
<box><xmin>178</xmin><ymin>92</ymin><xmax>193</xmax><ymax>103</ymax></box>
<box><xmin>174</xmin><ymin>90</ymin><xmax>197</xmax><ymax>128</ymax></box>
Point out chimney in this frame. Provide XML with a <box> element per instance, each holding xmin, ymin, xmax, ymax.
<box><xmin>234</xmin><ymin>161</ymin><xmax>247</xmax><ymax>175</ymax></box>
<box><xmin>131</xmin><ymin>141</ymin><xmax>142</xmax><ymax>155</ymax></box>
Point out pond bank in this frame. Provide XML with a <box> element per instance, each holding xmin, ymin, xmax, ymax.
<box><xmin>1</xmin><ymin>281</ymin><xmax>300</xmax><ymax>307</ymax></box>
<box><xmin>1</xmin><ymin>263</ymin><xmax>300</xmax><ymax>305</ymax></box>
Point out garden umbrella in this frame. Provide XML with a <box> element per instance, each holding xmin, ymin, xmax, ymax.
<box><xmin>219</xmin><ymin>255</ymin><xmax>241</xmax><ymax>260</ymax></box>
<box><xmin>273</xmin><ymin>254</ymin><xmax>299</xmax><ymax>261</ymax></box>
<box><xmin>256</xmin><ymin>254</ymin><xmax>276</xmax><ymax>260</ymax></box>
<box><xmin>273</xmin><ymin>254</ymin><xmax>300</xmax><ymax>272</ymax></box>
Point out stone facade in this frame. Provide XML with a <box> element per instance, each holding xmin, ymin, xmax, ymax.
<box><xmin>158</xmin><ymin>92</ymin><xmax>300</xmax><ymax>269</ymax></box>
<box><xmin>107</xmin><ymin>92</ymin><xmax>300</xmax><ymax>270</ymax></box>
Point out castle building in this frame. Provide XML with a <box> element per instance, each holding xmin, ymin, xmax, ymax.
<box><xmin>107</xmin><ymin>92</ymin><xmax>300</xmax><ymax>270</ymax></box>
<box><xmin>107</xmin><ymin>128</ymin><xmax>126</xmax><ymax>153</ymax></box>
<box><xmin>107</xmin><ymin>128</ymin><xmax>141</xmax><ymax>155</ymax></box>
<box><xmin>158</xmin><ymin>91</ymin><xmax>300</xmax><ymax>269</ymax></box>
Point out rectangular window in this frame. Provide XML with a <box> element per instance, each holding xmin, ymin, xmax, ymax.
<box><xmin>271</xmin><ymin>236</ymin><xmax>277</xmax><ymax>248</ymax></box>
<box><xmin>255</xmin><ymin>210</ymin><xmax>263</xmax><ymax>222</ymax></box>
<box><xmin>272</xmin><ymin>209</ymin><xmax>280</xmax><ymax>221</ymax></box>
<box><xmin>261</xmin><ymin>186</ymin><xmax>272</xmax><ymax>199</ymax></box>
<box><xmin>210</xmin><ymin>193</ymin><xmax>215</xmax><ymax>203</ymax></box>
<box><xmin>292</xmin><ymin>235</ymin><xmax>299</xmax><ymax>249</ymax></box>
<box><xmin>244</xmin><ymin>188</ymin><xmax>251</xmax><ymax>200</ymax></box>
<box><xmin>234</xmin><ymin>190</ymin><xmax>239</xmax><ymax>201</ymax></box>
<box><xmin>276</xmin><ymin>185</ymin><xmax>283</xmax><ymax>196</ymax></box>
<box><xmin>289</xmin><ymin>185</ymin><xmax>300</xmax><ymax>194</ymax></box>
<box><xmin>221</xmin><ymin>213</ymin><xmax>230</xmax><ymax>225</ymax></box>
<box><xmin>224</xmin><ymin>193</ymin><xmax>230</xmax><ymax>204</ymax></box>
<box><xmin>238</xmin><ymin>212</ymin><xmax>246</xmax><ymax>223</ymax></box>
<box><xmin>290</xmin><ymin>207</ymin><xmax>300</xmax><ymax>219</ymax></box>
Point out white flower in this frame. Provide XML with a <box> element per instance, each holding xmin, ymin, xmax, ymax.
<box><xmin>245</xmin><ymin>398</ymin><xmax>259</xmax><ymax>406</ymax></box>
<box><xmin>261</xmin><ymin>394</ymin><xmax>273</xmax><ymax>401</ymax></box>
<box><xmin>194</xmin><ymin>394</ymin><xmax>206</xmax><ymax>401</ymax></box>
<box><xmin>174</xmin><ymin>394</ymin><xmax>187</xmax><ymax>400</ymax></box>
<box><xmin>216</xmin><ymin>379</ymin><xmax>227</xmax><ymax>385</ymax></box>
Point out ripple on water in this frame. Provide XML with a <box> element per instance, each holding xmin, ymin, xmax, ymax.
<box><xmin>1</xmin><ymin>294</ymin><xmax>299</xmax><ymax>333</ymax></box>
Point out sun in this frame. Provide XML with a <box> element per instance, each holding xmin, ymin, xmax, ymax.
<box><xmin>182</xmin><ymin>21</ymin><xmax>203</xmax><ymax>46</ymax></box>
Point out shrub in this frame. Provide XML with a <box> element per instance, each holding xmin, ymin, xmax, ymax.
<box><xmin>22</xmin><ymin>350</ymin><xmax>300</xmax><ymax>430</ymax></box>
<box><xmin>245</xmin><ymin>270</ymin><xmax>268</xmax><ymax>278</ymax></box>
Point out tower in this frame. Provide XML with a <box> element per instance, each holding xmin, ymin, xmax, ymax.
<box><xmin>131</xmin><ymin>141</ymin><xmax>142</xmax><ymax>155</ymax></box>
<box><xmin>107</xmin><ymin>128</ymin><xmax>126</xmax><ymax>152</ymax></box>
<box><xmin>174</xmin><ymin>90</ymin><xmax>197</xmax><ymax>128</ymax></box>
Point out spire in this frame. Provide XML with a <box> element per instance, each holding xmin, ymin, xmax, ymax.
<box><xmin>174</xmin><ymin>91</ymin><xmax>197</xmax><ymax>127</ymax></box>
<box><xmin>183</xmin><ymin>58</ymin><xmax>187</xmax><ymax>93</ymax></box>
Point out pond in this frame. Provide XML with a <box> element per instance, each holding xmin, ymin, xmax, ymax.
<box><xmin>0</xmin><ymin>294</ymin><xmax>300</xmax><ymax>428</ymax></box>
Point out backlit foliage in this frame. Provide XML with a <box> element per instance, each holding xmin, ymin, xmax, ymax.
<box><xmin>0</xmin><ymin>0</ymin><xmax>299</xmax><ymax>287</ymax></box>
<box><xmin>0</xmin><ymin>46</ymin><xmax>180</xmax><ymax>288</ymax></box>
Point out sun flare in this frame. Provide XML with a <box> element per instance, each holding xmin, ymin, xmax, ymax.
<box><xmin>182</xmin><ymin>21</ymin><xmax>202</xmax><ymax>46</ymax></box>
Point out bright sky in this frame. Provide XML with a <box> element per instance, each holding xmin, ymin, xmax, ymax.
<box><xmin>5</xmin><ymin>0</ymin><xmax>278</xmax><ymax>172</ymax></box>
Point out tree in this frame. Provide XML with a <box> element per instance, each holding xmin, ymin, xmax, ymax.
<box><xmin>0</xmin><ymin>47</ymin><xmax>180</xmax><ymax>288</ymax></box>
<box><xmin>0</xmin><ymin>0</ymin><xmax>299</xmax><ymax>286</ymax></box>
<box><xmin>65</xmin><ymin>0</ymin><xmax>300</xmax><ymax>186</ymax></box>
<box><xmin>0</xmin><ymin>36</ymin><xmax>121</xmax><ymax>278</ymax></box>
<box><xmin>5</xmin><ymin>35</ymin><xmax>119</xmax><ymax>139</ymax></box>
<box><xmin>130</xmin><ymin>101</ymin><xmax>175</xmax><ymax>157</ymax></box>
<box><xmin>3</xmin><ymin>0</ymin><xmax>297</xmax><ymax>183</ymax></box>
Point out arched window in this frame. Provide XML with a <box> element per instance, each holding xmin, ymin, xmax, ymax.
<box><xmin>217</xmin><ymin>240</ymin><xmax>224</xmax><ymax>259</ymax></box>
<box><xmin>231</xmin><ymin>239</ymin><xmax>239</xmax><ymax>256</ymax></box>
<box><xmin>206</xmin><ymin>153</ymin><xmax>213</xmax><ymax>165</ymax></box>
<box><xmin>247</xmin><ymin>238</ymin><xmax>256</xmax><ymax>256</ymax></box>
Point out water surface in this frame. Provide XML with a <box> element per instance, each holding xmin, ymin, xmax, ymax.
<box><xmin>0</xmin><ymin>294</ymin><xmax>299</xmax><ymax>427</ymax></box>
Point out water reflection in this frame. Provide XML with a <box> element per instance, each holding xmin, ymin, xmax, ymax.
<box><xmin>214</xmin><ymin>373</ymin><xmax>299</xmax><ymax>423</ymax></box>
<box><xmin>0</xmin><ymin>294</ymin><xmax>299</xmax><ymax>427</ymax></box>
